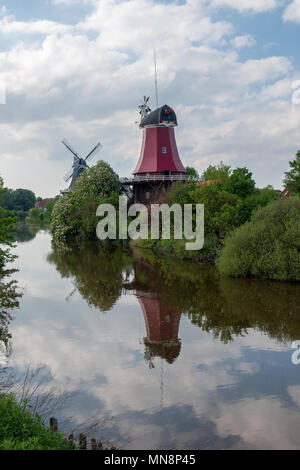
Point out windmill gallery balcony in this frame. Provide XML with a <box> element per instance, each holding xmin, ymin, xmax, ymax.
<box><xmin>121</xmin><ymin>174</ymin><xmax>200</xmax><ymax>184</ymax></box>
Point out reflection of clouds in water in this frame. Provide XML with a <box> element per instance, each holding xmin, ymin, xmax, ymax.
<box><xmin>9</xmin><ymin>232</ymin><xmax>300</xmax><ymax>449</ymax></box>
<box><xmin>216</xmin><ymin>397</ymin><xmax>300</xmax><ymax>450</ymax></box>
<box><xmin>287</xmin><ymin>385</ymin><xmax>300</xmax><ymax>408</ymax></box>
<box><xmin>13</xmin><ymin>232</ymin><xmax>72</xmax><ymax>300</ymax></box>
<box><xmin>10</xmin><ymin>298</ymin><xmax>297</xmax><ymax>448</ymax></box>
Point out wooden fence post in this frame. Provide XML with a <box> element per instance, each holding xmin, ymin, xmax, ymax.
<box><xmin>98</xmin><ymin>441</ymin><xmax>103</xmax><ymax>450</ymax></box>
<box><xmin>79</xmin><ymin>433</ymin><xmax>87</xmax><ymax>450</ymax></box>
<box><xmin>50</xmin><ymin>417</ymin><xmax>58</xmax><ymax>433</ymax></box>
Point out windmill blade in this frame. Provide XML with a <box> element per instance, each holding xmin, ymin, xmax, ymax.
<box><xmin>84</xmin><ymin>142</ymin><xmax>103</xmax><ymax>163</ymax></box>
<box><xmin>62</xmin><ymin>138</ymin><xmax>81</xmax><ymax>159</ymax></box>
<box><xmin>65</xmin><ymin>288</ymin><xmax>77</xmax><ymax>302</ymax></box>
<box><xmin>64</xmin><ymin>164</ymin><xmax>82</xmax><ymax>183</ymax></box>
<box><xmin>63</xmin><ymin>167</ymin><xmax>76</xmax><ymax>182</ymax></box>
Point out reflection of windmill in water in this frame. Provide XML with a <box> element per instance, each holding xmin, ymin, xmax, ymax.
<box><xmin>138</xmin><ymin>296</ymin><xmax>181</xmax><ymax>368</ymax></box>
<box><xmin>123</xmin><ymin>258</ymin><xmax>182</xmax><ymax>368</ymax></box>
<box><xmin>137</xmin><ymin>295</ymin><xmax>181</xmax><ymax>408</ymax></box>
<box><xmin>60</xmin><ymin>138</ymin><xmax>103</xmax><ymax>195</ymax></box>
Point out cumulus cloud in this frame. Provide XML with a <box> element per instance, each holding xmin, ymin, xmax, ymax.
<box><xmin>231</xmin><ymin>34</ymin><xmax>257</xmax><ymax>49</ymax></box>
<box><xmin>0</xmin><ymin>0</ymin><xmax>298</xmax><ymax>196</ymax></box>
<box><xmin>210</xmin><ymin>0</ymin><xmax>281</xmax><ymax>12</ymax></box>
<box><xmin>283</xmin><ymin>0</ymin><xmax>300</xmax><ymax>22</ymax></box>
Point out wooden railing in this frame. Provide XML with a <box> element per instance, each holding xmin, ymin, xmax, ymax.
<box><xmin>121</xmin><ymin>175</ymin><xmax>201</xmax><ymax>184</ymax></box>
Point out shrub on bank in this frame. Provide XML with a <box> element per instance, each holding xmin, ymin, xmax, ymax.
<box><xmin>51</xmin><ymin>161</ymin><xmax>122</xmax><ymax>243</ymax></box>
<box><xmin>140</xmin><ymin>168</ymin><xmax>278</xmax><ymax>263</ymax></box>
<box><xmin>0</xmin><ymin>394</ymin><xmax>75</xmax><ymax>450</ymax></box>
<box><xmin>216</xmin><ymin>197</ymin><xmax>300</xmax><ymax>281</ymax></box>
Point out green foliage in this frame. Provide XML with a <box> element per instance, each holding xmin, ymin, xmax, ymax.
<box><xmin>0</xmin><ymin>188</ymin><xmax>36</xmax><ymax>213</ymax></box>
<box><xmin>26</xmin><ymin>200</ymin><xmax>57</xmax><ymax>226</ymax></box>
<box><xmin>284</xmin><ymin>150</ymin><xmax>300</xmax><ymax>194</ymax></box>
<box><xmin>201</xmin><ymin>161</ymin><xmax>231</xmax><ymax>183</ymax></box>
<box><xmin>26</xmin><ymin>208</ymin><xmax>50</xmax><ymax>226</ymax></box>
<box><xmin>224</xmin><ymin>167</ymin><xmax>256</xmax><ymax>198</ymax></box>
<box><xmin>144</xmin><ymin>165</ymin><xmax>277</xmax><ymax>263</ymax></box>
<box><xmin>0</xmin><ymin>394</ymin><xmax>75</xmax><ymax>450</ymax></box>
<box><xmin>217</xmin><ymin>197</ymin><xmax>300</xmax><ymax>281</ymax></box>
<box><xmin>51</xmin><ymin>161</ymin><xmax>122</xmax><ymax>244</ymax></box>
<box><xmin>48</xmin><ymin>244</ymin><xmax>131</xmax><ymax>311</ymax></box>
<box><xmin>0</xmin><ymin>272</ymin><xmax>21</xmax><ymax>351</ymax></box>
<box><xmin>0</xmin><ymin>178</ymin><xmax>17</xmax><ymax>269</ymax></box>
<box><xmin>185</xmin><ymin>166</ymin><xmax>199</xmax><ymax>180</ymax></box>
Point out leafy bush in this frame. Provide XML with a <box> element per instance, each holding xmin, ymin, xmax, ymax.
<box><xmin>216</xmin><ymin>197</ymin><xmax>300</xmax><ymax>281</ymax></box>
<box><xmin>51</xmin><ymin>161</ymin><xmax>122</xmax><ymax>243</ymax></box>
<box><xmin>142</xmin><ymin>166</ymin><xmax>277</xmax><ymax>263</ymax></box>
<box><xmin>0</xmin><ymin>394</ymin><xmax>75</xmax><ymax>450</ymax></box>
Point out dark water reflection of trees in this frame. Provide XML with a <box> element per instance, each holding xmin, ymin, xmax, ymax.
<box><xmin>48</xmin><ymin>242</ymin><xmax>300</xmax><ymax>347</ymax></box>
<box><xmin>13</xmin><ymin>224</ymin><xmax>43</xmax><ymax>243</ymax></box>
<box><xmin>0</xmin><ymin>269</ymin><xmax>22</xmax><ymax>359</ymax></box>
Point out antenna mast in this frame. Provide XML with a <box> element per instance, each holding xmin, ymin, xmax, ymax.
<box><xmin>154</xmin><ymin>48</ymin><xmax>159</xmax><ymax>109</ymax></box>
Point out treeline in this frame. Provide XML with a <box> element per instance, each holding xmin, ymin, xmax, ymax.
<box><xmin>0</xmin><ymin>185</ymin><xmax>58</xmax><ymax>225</ymax></box>
<box><xmin>26</xmin><ymin>198</ymin><xmax>58</xmax><ymax>226</ymax></box>
<box><xmin>0</xmin><ymin>188</ymin><xmax>36</xmax><ymax>219</ymax></box>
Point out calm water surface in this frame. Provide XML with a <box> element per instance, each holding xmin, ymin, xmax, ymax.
<box><xmin>5</xmin><ymin>227</ymin><xmax>300</xmax><ymax>449</ymax></box>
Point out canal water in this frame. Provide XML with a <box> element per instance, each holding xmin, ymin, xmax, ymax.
<box><xmin>3</xmin><ymin>226</ymin><xmax>300</xmax><ymax>449</ymax></box>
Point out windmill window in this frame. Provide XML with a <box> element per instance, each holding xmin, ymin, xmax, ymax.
<box><xmin>162</xmin><ymin>147</ymin><xmax>167</xmax><ymax>154</ymax></box>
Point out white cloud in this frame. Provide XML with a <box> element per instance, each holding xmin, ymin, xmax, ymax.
<box><xmin>231</xmin><ymin>34</ymin><xmax>257</xmax><ymax>49</ymax></box>
<box><xmin>0</xmin><ymin>0</ymin><xmax>298</xmax><ymax>196</ymax></box>
<box><xmin>211</xmin><ymin>0</ymin><xmax>281</xmax><ymax>12</ymax></box>
<box><xmin>283</xmin><ymin>0</ymin><xmax>300</xmax><ymax>22</ymax></box>
<box><xmin>0</xmin><ymin>17</ymin><xmax>73</xmax><ymax>35</ymax></box>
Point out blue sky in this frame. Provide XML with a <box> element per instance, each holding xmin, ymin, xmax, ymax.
<box><xmin>1</xmin><ymin>0</ymin><xmax>300</xmax><ymax>196</ymax></box>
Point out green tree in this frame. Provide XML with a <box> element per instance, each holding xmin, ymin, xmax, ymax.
<box><xmin>284</xmin><ymin>150</ymin><xmax>300</xmax><ymax>194</ymax></box>
<box><xmin>185</xmin><ymin>166</ymin><xmax>199</xmax><ymax>181</ymax></box>
<box><xmin>12</xmin><ymin>189</ymin><xmax>36</xmax><ymax>212</ymax></box>
<box><xmin>225</xmin><ymin>167</ymin><xmax>256</xmax><ymax>198</ymax></box>
<box><xmin>147</xmin><ymin>164</ymin><xmax>277</xmax><ymax>263</ymax></box>
<box><xmin>202</xmin><ymin>162</ymin><xmax>231</xmax><ymax>183</ymax></box>
<box><xmin>51</xmin><ymin>160</ymin><xmax>122</xmax><ymax>244</ymax></box>
<box><xmin>0</xmin><ymin>188</ymin><xmax>36</xmax><ymax>213</ymax></box>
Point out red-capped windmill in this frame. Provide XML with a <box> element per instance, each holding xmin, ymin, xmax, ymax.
<box><xmin>122</xmin><ymin>96</ymin><xmax>188</xmax><ymax>204</ymax></box>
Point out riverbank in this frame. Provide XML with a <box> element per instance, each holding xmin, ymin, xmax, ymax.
<box><xmin>0</xmin><ymin>394</ymin><xmax>75</xmax><ymax>450</ymax></box>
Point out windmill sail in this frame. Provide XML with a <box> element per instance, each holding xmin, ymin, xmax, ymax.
<box><xmin>62</xmin><ymin>138</ymin><xmax>80</xmax><ymax>160</ymax></box>
<box><xmin>85</xmin><ymin>142</ymin><xmax>103</xmax><ymax>163</ymax></box>
<box><xmin>64</xmin><ymin>164</ymin><xmax>83</xmax><ymax>183</ymax></box>
<box><xmin>63</xmin><ymin>167</ymin><xmax>76</xmax><ymax>182</ymax></box>
<box><xmin>61</xmin><ymin>138</ymin><xmax>103</xmax><ymax>193</ymax></box>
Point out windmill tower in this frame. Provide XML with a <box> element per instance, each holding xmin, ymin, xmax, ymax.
<box><xmin>61</xmin><ymin>138</ymin><xmax>103</xmax><ymax>195</ymax></box>
<box><xmin>122</xmin><ymin>97</ymin><xmax>188</xmax><ymax>204</ymax></box>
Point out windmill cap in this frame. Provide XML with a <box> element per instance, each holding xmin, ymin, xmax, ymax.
<box><xmin>140</xmin><ymin>104</ymin><xmax>177</xmax><ymax>128</ymax></box>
